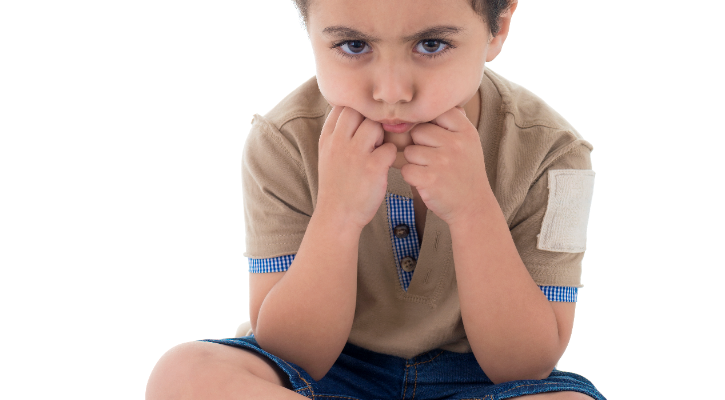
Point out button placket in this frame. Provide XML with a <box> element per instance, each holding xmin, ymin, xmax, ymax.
<box><xmin>394</xmin><ymin>224</ymin><xmax>410</xmax><ymax>239</ymax></box>
<box><xmin>386</xmin><ymin>193</ymin><xmax>421</xmax><ymax>291</ymax></box>
<box><xmin>401</xmin><ymin>256</ymin><xmax>417</xmax><ymax>272</ymax></box>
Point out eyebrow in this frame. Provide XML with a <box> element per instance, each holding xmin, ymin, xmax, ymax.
<box><xmin>321</xmin><ymin>25</ymin><xmax>464</xmax><ymax>43</ymax></box>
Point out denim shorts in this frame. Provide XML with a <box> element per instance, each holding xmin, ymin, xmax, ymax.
<box><xmin>200</xmin><ymin>335</ymin><xmax>605</xmax><ymax>400</ymax></box>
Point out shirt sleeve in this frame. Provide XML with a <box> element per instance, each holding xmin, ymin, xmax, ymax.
<box><xmin>249</xmin><ymin>253</ymin><xmax>578</xmax><ymax>301</ymax></box>
<box><xmin>539</xmin><ymin>285</ymin><xmax>578</xmax><ymax>302</ymax></box>
<box><xmin>509</xmin><ymin>139</ymin><xmax>595</xmax><ymax>288</ymax></box>
<box><xmin>242</xmin><ymin>115</ymin><xmax>314</xmax><ymax>260</ymax></box>
<box><xmin>248</xmin><ymin>254</ymin><xmax>296</xmax><ymax>273</ymax></box>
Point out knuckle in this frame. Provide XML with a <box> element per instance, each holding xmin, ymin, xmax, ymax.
<box><xmin>356</xmin><ymin>119</ymin><xmax>371</xmax><ymax>136</ymax></box>
<box><xmin>344</xmin><ymin>108</ymin><xmax>362</xmax><ymax>124</ymax></box>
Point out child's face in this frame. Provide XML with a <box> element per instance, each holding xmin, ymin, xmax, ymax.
<box><xmin>308</xmin><ymin>0</ymin><xmax>496</xmax><ymax>135</ymax></box>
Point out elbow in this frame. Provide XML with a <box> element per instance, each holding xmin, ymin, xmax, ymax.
<box><xmin>483</xmin><ymin>336</ymin><xmax>566</xmax><ymax>384</ymax></box>
<box><xmin>278</xmin><ymin>345</ymin><xmax>336</xmax><ymax>382</ymax></box>
<box><xmin>254</xmin><ymin>327</ymin><xmax>337</xmax><ymax>382</ymax></box>
<box><xmin>294</xmin><ymin>347</ymin><xmax>338</xmax><ymax>381</ymax></box>
<box><xmin>487</xmin><ymin>367</ymin><xmax>553</xmax><ymax>385</ymax></box>
<box><xmin>307</xmin><ymin>364</ymin><xmax>333</xmax><ymax>382</ymax></box>
<box><xmin>482</xmin><ymin>356</ymin><xmax>558</xmax><ymax>385</ymax></box>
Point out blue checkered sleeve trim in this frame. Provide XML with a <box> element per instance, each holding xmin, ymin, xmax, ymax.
<box><xmin>539</xmin><ymin>286</ymin><xmax>578</xmax><ymax>302</ymax></box>
<box><xmin>248</xmin><ymin>254</ymin><xmax>296</xmax><ymax>273</ymax></box>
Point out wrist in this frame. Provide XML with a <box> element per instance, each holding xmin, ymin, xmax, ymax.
<box><xmin>311</xmin><ymin>205</ymin><xmax>365</xmax><ymax>239</ymax></box>
<box><xmin>447</xmin><ymin>187</ymin><xmax>496</xmax><ymax>231</ymax></box>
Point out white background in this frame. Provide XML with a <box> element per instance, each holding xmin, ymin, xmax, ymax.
<box><xmin>1</xmin><ymin>1</ymin><xmax>723</xmax><ymax>398</ymax></box>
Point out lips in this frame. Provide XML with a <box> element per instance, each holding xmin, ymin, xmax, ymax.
<box><xmin>379</xmin><ymin>120</ymin><xmax>414</xmax><ymax>133</ymax></box>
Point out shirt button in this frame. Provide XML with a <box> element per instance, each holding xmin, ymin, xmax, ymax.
<box><xmin>394</xmin><ymin>224</ymin><xmax>410</xmax><ymax>239</ymax></box>
<box><xmin>401</xmin><ymin>256</ymin><xmax>417</xmax><ymax>272</ymax></box>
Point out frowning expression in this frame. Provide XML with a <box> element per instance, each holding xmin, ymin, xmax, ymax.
<box><xmin>307</xmin><ymin>0</ymin><xmax>493</xmax><ymax>138</ymax></box>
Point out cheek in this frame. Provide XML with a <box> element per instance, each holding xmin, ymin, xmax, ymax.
<box><xmin>315</xmin><ymin>60</ymin><xmax>367</xmax><ymax>108</ymax></box>
<box><xmin>414</xmin><ymin>67</ymin><xmax>482</xmax><ymax>118</ymax></box>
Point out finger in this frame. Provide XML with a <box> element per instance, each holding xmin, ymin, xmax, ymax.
<box><xmin>400</xmin><ymin>162</ymin><xmax>427</xmax><ymax>189</ymax></box>
<box><xmin>409</xmin><ymin>123</ymin><xmax>444</xmax><ymax>148</ymax></box>
<box><xmin>373</xmin><ymin>123</ymin><xmax>385</xmax><ymax>149</ymax></box>
<box><xmin>430</xmin><ymin>106</ymin><xmax>470</xmax><ymax>132</ymax></box>
<box><xmin>320</xmin><ymin>105</ymin><xmax>344</xmax><ymax>140</ymax></box>
<box><xmin>372</xmin><ymin>142</ymin><xmax>398</xmax><ymax>168</ymax></box>
<box><xmin>403</xmin><ymin>144</ymin><xmax>437</xmax><ymax>167</ymax></box>
<box><xmin>335</xmin><ymin>107</ymin><xmax>365</xmax><ymax>139</ymax></box>
<box><xmin>353</xmin><ymin>118</ymin><xmax>384</xmax><ymax>151</ymax></box>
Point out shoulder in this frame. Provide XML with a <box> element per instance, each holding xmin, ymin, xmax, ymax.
<box><xmin>245</xmin><ymin>77</ymin><xmax>329</xmax><ymax>169</ymax></box>
<box><xmin>482</xmin><ymin>73</ymin><xmax>595</xmax><ymax>286</ymax></box>
<box><xmin>265</xmin><ymin>76</ymin><xmax>330</xmax><ymax>126</ymax></box>
<box><xmin>482</xmin><ymin>68</ymin><xmax>593</xmax><ymax>172</ymax></box>
<box><xmin>255</xmin><ymin>76</ymin><xmax>330</xmax><ymax>141</ymax></box>
<box><xmin>484</xmin><ymin>68</ymin><xmax>582</xmax><ymax>137</ymax></box>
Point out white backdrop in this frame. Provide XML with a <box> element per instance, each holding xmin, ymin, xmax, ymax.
<box><xmin>1</xmin><ymin>1</ymin><xmax>723</xmax><ymax>398</ymax></box>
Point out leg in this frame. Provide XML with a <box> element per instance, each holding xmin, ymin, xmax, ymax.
<box><xmin>146</xmin><ymin>341</ymin><xmax>308</xmax><ymax>400</ymax></box>
<box><xmin>508</xmin><ymin>391</ymin><xmax>593</xmax><ymax>399</ymax></box>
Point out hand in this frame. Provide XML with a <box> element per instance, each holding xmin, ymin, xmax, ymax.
<box><xmin>400</xmin><ymin>107</ymin><xmax>490</xmax><ymax>226</ymax></box>
<box><xmin>317</xmin><ymin>106</ymin><xmax>398</xmax><ymax>230</ymax></box>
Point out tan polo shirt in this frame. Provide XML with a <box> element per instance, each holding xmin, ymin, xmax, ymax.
<box><xmin>242</xmin><ymin>68</ymin><xmax>595</xmax><ymax>359</ymax></box>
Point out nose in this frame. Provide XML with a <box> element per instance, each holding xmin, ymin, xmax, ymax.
<box><xmin>371</xmin><ymin>60</ymin><xmax>414</xmax><ymax>105</ymax></box>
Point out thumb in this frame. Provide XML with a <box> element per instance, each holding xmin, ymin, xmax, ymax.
<box><xmin>373</xmin><ymin>142</ymin><xmax>398</xmax><ymax>167</ymax></box>
<box><xmin>431</xmin><ymin>106</ymin><xmax>468</xmax><ymax>132</ymax></box>
<box><xmin>373</xmin><ymin>124</ymin><xmax>385</xmax><ymax>149</ymax></box>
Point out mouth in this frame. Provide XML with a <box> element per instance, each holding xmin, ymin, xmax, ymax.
<box><xmin>379</xmin><ymin>119</ymin><xmax>415</xmax><ymax>133</ymax></box>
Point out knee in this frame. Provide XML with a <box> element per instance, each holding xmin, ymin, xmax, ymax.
<box><xmin>145</xmin><ymin>341</ymin><xmax>222</xmax><ymax>400</ymax></box>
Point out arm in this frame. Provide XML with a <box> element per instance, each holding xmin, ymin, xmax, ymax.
<box><xmin>401</xmin><ymin>107</ymin><xmax>591</xmax><ymax>384</ymax></box>
<box><xmin>449</xmin><ymin>192</ymin><xmax>574</xmax><ymax>383</ymax></box>
<box><xmin>252</xmin><ymin>209</ymin><xmax>362</xmax><ymax>382</ymax></box>
<box><xmin>248</xmin><ymin>106</ymin><xmax>397</xmax><ymax>381</ymax></box>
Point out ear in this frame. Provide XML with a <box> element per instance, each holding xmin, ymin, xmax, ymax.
<box><xmin>485</xmin><ymin>0</ymin><xmax>518</xmax><ymax>62</ymax></box>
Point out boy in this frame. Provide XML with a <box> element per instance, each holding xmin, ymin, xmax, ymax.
<box><xmin>146</xmin><ymin>0</ymin><xmax>604</xmax><ymax>399</ymax></box>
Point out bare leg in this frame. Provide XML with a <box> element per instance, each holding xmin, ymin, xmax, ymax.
<box><xmin>146</xmin><ymin>341</ymin><xmax>309</xmax><ymax>400</ymax></box>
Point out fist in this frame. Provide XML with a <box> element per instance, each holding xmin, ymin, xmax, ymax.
<box><xmin>400</xmin><ymin>107</ymin><xmax>489</xmax><ymax>225</ymax></box>
<box><xmin>317</xmin><ymin>106</ymin><xmax>398</xmax><ymax>230</ymax></box>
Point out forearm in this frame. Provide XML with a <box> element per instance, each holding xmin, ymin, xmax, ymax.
<box><xmin>450</xmin><ymin>188</ymin><xmax>563</xmax><ymax>384</ymax></box>
<box><xmin>254</xmin><ymin>208</ymin><xmax>361</xmax><ymax>381</ymax></box>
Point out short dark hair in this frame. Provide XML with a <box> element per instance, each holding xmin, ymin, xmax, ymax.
<box><xmin>291</xmin><ymin>0</ymin><xmax>513</xmax><ymax>37</ymax></box>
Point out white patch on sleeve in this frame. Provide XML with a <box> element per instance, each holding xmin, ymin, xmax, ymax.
<box><xmin>536</xmin><ymin>169</ymin><xmax>595</xmax><ymax>253</ymax></box>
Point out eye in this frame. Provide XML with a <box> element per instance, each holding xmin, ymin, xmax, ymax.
<box><xmin>339</xmin><ymin>40</ymin><xmax>371</xmax><ymax>55</ymax></box>
<box><xmin>415</xmin><ymin>39</ymin><xmax>449</xmax><ymax>55</ymax></box>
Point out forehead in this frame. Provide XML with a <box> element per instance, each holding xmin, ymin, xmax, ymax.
<box><xmin>307</xmin><ymin>0</ymin><xmax>485</xmax><ymax>39</ymax></box>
